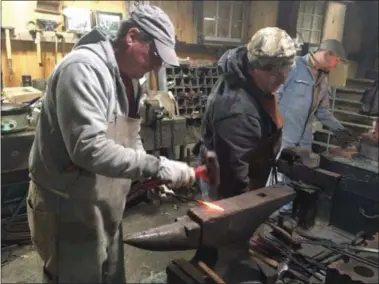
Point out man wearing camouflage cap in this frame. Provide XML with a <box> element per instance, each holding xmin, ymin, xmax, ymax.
<box><xmin>194</xmin><ymin>27</ymin><xmax>297</xmax><ymax>199</ymax></box>
<box><xmin>277</xmin><ymin>39</ymin><xmax>353</xmax><ymax>151</ymax></box>
<box><xmin>27</xmin><ymin>5</ymin><xmax>196</xmax><ymax>283</ymax></box>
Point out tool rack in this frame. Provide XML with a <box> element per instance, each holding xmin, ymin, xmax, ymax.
<box><xmin>164</xmin><ymin>63</ymin><xmax>221</xmax><ymax>119</ymax></box>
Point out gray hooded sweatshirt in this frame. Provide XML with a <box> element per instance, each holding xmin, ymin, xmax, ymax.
<box><xmin>29</xmin><ymin>28</ymin><xmax>160</xmax><ymax>194</ymax></box>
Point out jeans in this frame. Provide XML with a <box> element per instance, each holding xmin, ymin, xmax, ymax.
<box><xmin>198</xmin><ymin>178</ymin><xmax>211</xmax><ymax>201</ymax></box>
<box><xmin>276</xmin><ymin>172</ymin><xmax>293</xmax><ymax>213</ymax></box>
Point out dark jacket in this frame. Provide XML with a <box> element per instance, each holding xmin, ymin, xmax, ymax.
<box><xmin>360</xmin><ymin>79</ymin><xmax>378</xmax><ymax>117</ymax></box>
<box><xmin>200</xmin><ymin>46</ymin><xmax>278</xmax><ymax>198</ymax></box>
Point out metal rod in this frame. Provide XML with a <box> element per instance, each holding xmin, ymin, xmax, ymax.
<box><xmin>327</xmin><ymin>247</ymin><xmax>379</xmax><ymax>268</ymax></box>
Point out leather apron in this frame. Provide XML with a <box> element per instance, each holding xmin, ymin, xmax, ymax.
<box><xmin>248</xmin><ymin>94</ymin><xmax>283</xmax><ymax>190</ymax></box>
<box><xmin>27</xmin><ymin>115</ymin><xmax>143</xmax><ymax>283</ymax></box>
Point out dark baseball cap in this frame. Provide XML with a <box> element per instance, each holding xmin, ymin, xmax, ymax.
<box><xmin>131</xmin><ymin>5</ymin><xmax>179</xmax><ymax>66</ymax></box>
<box><xmin>318</xmin><ymin>39</ymin><xmax>347</xmax><ymax>62</ymax></box>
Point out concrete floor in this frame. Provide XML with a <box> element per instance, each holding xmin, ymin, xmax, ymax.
<box><xmin>1</xmin><ymin>199</ymin><xmax>197</xmax><ymax>283</ymax></box>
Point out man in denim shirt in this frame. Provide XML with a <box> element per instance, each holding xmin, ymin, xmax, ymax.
<box><xmin>277</xmin><ymin>39</ymin><xmax>353</xmax><ymax>151</ymax></box>
<box><xmin>277</xmin><ymin>39</ymin><xmax>353</xmax><ymax>214</ymax></box>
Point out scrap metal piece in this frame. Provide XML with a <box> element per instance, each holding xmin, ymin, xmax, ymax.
<box><xmin>124</xmin><ymin>186</ymin><xmax>295</xmax><ymax>251</ymax></box>
<box><xmin>325</xmin><ymin>234</ymin><xmax>379</xmax><ymax>284</ymax></box>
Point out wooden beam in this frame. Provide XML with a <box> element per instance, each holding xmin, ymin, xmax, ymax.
<box><xmin>322</xmin><ymin>1</ymin><xmax>348</xmax><ymax>41</ymax></box>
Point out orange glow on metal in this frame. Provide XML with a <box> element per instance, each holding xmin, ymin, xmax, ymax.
<box><xmin>199</xmin><ymin>200</ymin><xmax>225</xmax><ymax>212</ymax></box>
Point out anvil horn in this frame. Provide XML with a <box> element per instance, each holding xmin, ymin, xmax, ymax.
<box><xmin>124</xmin><ymin>215</ymin><xmax>201</xmax><ymax>251</ymax></box>
<box><xmin>124</xmin><ymin>186</ymin><xmax>295</xmax><ymax>251</ymax></box>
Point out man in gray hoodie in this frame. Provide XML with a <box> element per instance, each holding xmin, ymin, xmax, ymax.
<box><xmin>27</xmin><ymin>5</ymin><xmax>195</xmax><ymax>283</ymax></box>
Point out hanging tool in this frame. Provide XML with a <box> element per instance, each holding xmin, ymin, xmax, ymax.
<box><xmin>54</xmin><ymin>32</ymin><xmax>64</xmax><ymax>64</ymax></box>
<box><xmin>60</xmin><ymin>33</ymin><xmax>66</xmax><ymax>58</ymax></box>
<box><xmin>36</xmin><ymin>19</ymin><xmax>59</xmax><ymax>32</ymax></box>
<box><xmin>1</xmin><ymin>27</ymin><xmax>15</xmax><ymax>81</ymax></box>
<box><xmin>27</xmin><ymin>21</ymin><xmax>43</xmax><ymax>67</ymax></box>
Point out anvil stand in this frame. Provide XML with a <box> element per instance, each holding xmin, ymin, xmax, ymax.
<box><xmin>195</xmin><ymin>243</ymin><xmax>259</xmax><ymax>283</ymax></box>
<box><xmin>166</xmin><ymin>242</ymin><xmax>263</xmax><ymax>284</ymax></box>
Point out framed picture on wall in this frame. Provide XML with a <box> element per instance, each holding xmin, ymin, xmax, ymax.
<box><xmin>62</xmin><ymin>6</ymin><xmax>92</xmax><ymax>34</ymax></box>
<box><xmin>94</xmin><ymin>11</ymin><xmax>123</xmax><ymax>37</ymax></box>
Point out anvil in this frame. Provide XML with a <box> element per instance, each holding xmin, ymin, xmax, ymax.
<box><xmin>124</xmin><ymin>185</ymin><xmax>295</xmax><ymax>282</ymax></box>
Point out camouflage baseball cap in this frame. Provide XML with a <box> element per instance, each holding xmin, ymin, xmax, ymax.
<box><xmin>247</xmin><ymin>27</ymin><xmax>297</xmax><ymax>70</ymax></box>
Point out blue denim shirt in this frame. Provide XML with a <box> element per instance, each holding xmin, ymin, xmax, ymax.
<box><xmin>277</xmin><ymin>55</ymin><xmax>344</xmax><ymax>149</ymax></box>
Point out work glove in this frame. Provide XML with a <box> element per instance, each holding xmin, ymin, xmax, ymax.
<box><xmin>157</xmin><ymin>157</ymin><xmax>196</xmax><ymax>189</ymax></box>
<box><xmin>334</xmin><ymin>128</ymin><xmax>354</xmax><ymax>148</ymax></box>
<box><xmin>158</xmin><ymin>185</ymin><xmax>175</xmax><ymax>199</ymax></box>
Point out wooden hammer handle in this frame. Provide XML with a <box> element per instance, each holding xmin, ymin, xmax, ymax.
<box><xmin>5</xmin><ymin>29</ymin><xmax>12</xmax><ymax>60</ymax></box>
<box><xmin>249</xmin><ymin>249</ymin><xmax>278</xmax><ymax>268</ymax></box>
<box><xmin>198</xmin><ymin>261</ymin><xmax>225</xmax><ymax>284</ymax></box>
<box><xmin>35</xmin><ymin>32</ymin><xmax>42</xmax><ymax>66</ymax></box>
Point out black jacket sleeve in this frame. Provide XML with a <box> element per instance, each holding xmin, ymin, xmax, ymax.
<box><xmin>213</xmin><ymin>114</ymin><xmax>261</xmax><ymax>196</ymax></box>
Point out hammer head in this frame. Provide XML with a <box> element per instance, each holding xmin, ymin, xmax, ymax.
<box><xmin>203</xmin><ymin>150</ymin><xmax>220</xmax><ymax>187</ymax></box>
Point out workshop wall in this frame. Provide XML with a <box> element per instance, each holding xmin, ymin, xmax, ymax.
<box><xmin>342</xmin><ymin>3</ymin><xmax>363</xmax><ymax>54</ymax></box>
<box><xmin>248</xmin><ymin>1</ymin><xmax>279</xmax><ymax>37</ymax></box>
<box><xmin>1</xmin><ymin>1</ymin><xmax>281</xmax><ymax>88</ymax></box>
<box><xmin>1</xmin><ymin>1</ymin><xmax>128</xmax><ymax>87</ymax></box>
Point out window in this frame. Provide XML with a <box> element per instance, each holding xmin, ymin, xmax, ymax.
<box><xmin>202</xmin><ymin>1</ymin><xmax>246</xmax><ymax>43</ymax></box>
<box><xmin>297</xmin><ymin>1</ymin><xmax>326</xmax><ymax>45</ymax></box>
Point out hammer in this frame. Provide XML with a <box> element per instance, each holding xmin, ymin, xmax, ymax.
<box><xmin>1</xmin><ymin>26</ymin><xmax>15</xmax><ymax>81</ymax></box>
<box><xmin>141</xmin><ymin>150</ymin><xmax>220</xmax><ymax>189</ymax></box>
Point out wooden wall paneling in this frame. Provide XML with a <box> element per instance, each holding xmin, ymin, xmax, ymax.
<box><xmin>1</xmin><ymin>1</ymin><xmax>127</xmax><ymax>88</ymax></box>
<box><xmin>150</xmin><ymin>1</ymin><xmax>195</xmax><ymax>44</ymax></box>
<box><xmin>1</xmin><ymin>40</ymin><xmax>76</xmax><ymax>87</ymax></box>
<box><xmin>247</xmin><ymin>1</ymin><xmax>279</xmax><ymax>38</ymax></box>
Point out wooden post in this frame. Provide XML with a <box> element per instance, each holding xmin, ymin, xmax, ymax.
<box><xmin>322</xmin><ymin>1</ymin><xmax>348</xmax><ymax>42</ymax></box>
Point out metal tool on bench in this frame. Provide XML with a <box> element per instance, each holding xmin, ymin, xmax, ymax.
<box><xmin>1</xmin><ymin>26</ymin><xmax>15</xmax><ymax>81</ymax></box>
<box><xmin>295</xmin><ymin>229</ymin><xmax>379</xmax><ymax>269</ymax></box>
<box><xmin>124</xmin><ymin>186</ymin><xmax>296</xmax><ymax>283</ymax></box>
